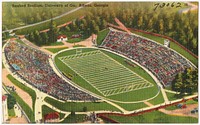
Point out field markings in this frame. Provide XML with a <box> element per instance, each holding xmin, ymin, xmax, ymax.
<box><xmin>59</xmin><ymin>50</ymin><xmax>153</xmax><ymax>96</ymax></box>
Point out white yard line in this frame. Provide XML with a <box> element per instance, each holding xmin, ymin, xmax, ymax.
<box><xmin>53</xmin><ymin>47</ymin><xmax>161</xmax><ymax>104</ymax></box>
<box><xmin>59</xmin><ymin>50</ymin><xmax>154</xmax><ymax>97</ymax></box>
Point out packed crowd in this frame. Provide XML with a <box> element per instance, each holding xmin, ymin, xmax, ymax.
<box><xmin>4</xmin><ymin>41</ymin><xmax>98</xmax><ymax>101</ymax></box>
<box><xmin>101</xmin><ymin>29</ymin><xmax>193</xmax><ymax>86</ymax></box>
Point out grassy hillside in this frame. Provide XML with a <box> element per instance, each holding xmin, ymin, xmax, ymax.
<box><xmin>107</xmin><ymin>111</ymin><xmax>198</xmax><ymax>123</ymax></box>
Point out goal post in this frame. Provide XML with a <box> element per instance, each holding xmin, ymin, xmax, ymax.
<box><xmin>76</xmin><ymin>48</ymin><xmax>82</xmax><ymax>55</ymax></box>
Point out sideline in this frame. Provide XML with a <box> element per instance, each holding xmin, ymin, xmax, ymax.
<box><xmin>52</xmin><ymin>47</ymin><xmax>161</xmax><ymax>104</ymax></box>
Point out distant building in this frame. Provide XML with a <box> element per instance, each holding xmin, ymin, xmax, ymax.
<box><xmin>2</xmin><ymin>95</ymin><xmax>8</xmax><ymax>122</ymax></box>
<box><xmin>57</xmin><ymin>35</ymin><xmax>67</xmax><ymax>42</ymax></box>
<box><xmin>44</xmin><ymin>112</ymin><xmax>60</xmax><ymax>123</ymax></box>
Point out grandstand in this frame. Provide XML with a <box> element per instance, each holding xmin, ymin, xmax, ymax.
<box><xmin>59</xmin><ymin>50</ymin><xmax>153</xmax><ymax>96</ymax></box>
<box><xmin>100</xmin><ymin>28</ymin><xmax>194</xmax><ymax>86</ymax></box>
<box><xmin>4</xmin><ymin>41</ymin><xmax>98</xmax><ymax>101</ymax></box>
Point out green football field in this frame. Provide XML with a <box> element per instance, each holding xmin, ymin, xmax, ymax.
<box><xmin>59</xmin><ymin>50</ymin><xmax>154</xmax><ymax>97</ymax></box>
<box><xmin>55</xmin><ymin>48</ymin><xmax>160</xmax><ymax>102</ymax></box>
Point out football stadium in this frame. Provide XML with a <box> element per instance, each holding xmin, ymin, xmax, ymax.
<box><xmin>2</xmin><ymin>1</ymin><xmax>198</xmax><ymax>124</ymax></box>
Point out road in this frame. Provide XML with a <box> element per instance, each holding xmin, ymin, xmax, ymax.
<box><xmin>2</xmin><ymin>2</ymin><xmax>92</xmax><ymax>33</ymax></box>
<box><xmin>179</xmin><ymin>2</ymin><xmax>198</xmax><ymax>14</ymax></box>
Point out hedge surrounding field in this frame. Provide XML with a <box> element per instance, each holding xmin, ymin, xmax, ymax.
<box><xmin>7</xmin><ymin>74</ymin><xmax>36</xmax><ymax>111</ymax></box>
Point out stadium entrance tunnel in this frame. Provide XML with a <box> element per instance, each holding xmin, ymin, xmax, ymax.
<box><xmin>53</xmin><ymin>47</ymin><xmax>161</xmax><ymax>103</ymax></box>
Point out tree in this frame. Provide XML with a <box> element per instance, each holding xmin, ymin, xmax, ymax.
<box><xmin>172</xmin><ymin>68</ymin><xmax>198</xmax><ymax>95</ymax></box>
<box><xmin>41</xmin><ymin>32</ymin><xmax>49</xmax><ymax>45</ymax></box>
<box><xmin>93</xmin><ymin>26</ymin><xmax>99</xmax><ymax>34</ymax></box>
<box><xmin>95</xmin><ymin>17</ymin><xmax>101</xmax><ymax>26</ymax></box>
<box><xmin>90</xmin><ymin>20</ymin><xmax>96</xmax><ymax>32</ymax></box>
<box><xmin>48</xmin><ymin>18</ymin><xmax>58</xmax><ymax>43</ymax></box>
<box><xmin>101</xmin><ymin>19</ymin><xmax>107</xmax><ymax>30</ymax></box>
<box><xmin>166</xmin><ymin>20</ymin><xmax>173</xmax><ymax>32</ymax></box>
<box><xmin>9</xmin><ymin>7</ymin><xmax>17</xmax><ymax>23</ymax></box>
<box><xmin>71</xmin><ymin>111</ymin><xmax>75</xmax><ymax>116</ymax></box>
<box><xmin>29</xmin><ymin>32</ymin><xmax>35</xmax><ymax>42</ymax></box>
<box><xmin>6</xmin><ymin>94</ymin><xmax>16</xmax><ymax>109</ymax></box>
<box><xmin>35</xmin><ymin>13</ymin><xmax>42</xmax><ymax>22</ymax></box>
<box><xmin>172</xmin><ymin>73</ymin><xmax>183</xmax><ymax>92</ymax></box>
<box><xmin>147</xmin><ymin>19</ymin><xmax>153</xmax><ymax>31</ymax></box>
<box><xmin>70</xmin><ymin>21</ymin><xmax>78</xmax><ymax>31</ymax></box>
<box><xmin>103</xmin><ymin>11</ymin><xmax>110</xmax><ymax>21</ymax></box>
<box><xmin>34</xmin><ymin>30</ymin><xmax>42</xmax><ymax>46</ymax></box>
<box><xmin>2</xmin><ymin>26</ymin><xmax>9</xmax><ymax>40</ymax></box>
<box><xmin>65</xmin><ymin>26</ymin><xmax>70</xmax><ymax>32</ymax></box>
<box><xmin>83</xmin><ymin>106</ymin><xmax>87</xmax><ymax>112</ymax></box>
<box><xmin>82</xmin><ymin>19</ymin><xmax>88</xmax><ymax>29</ymax></box>
<box><xmin>191</xmin><ymin>69</ymin><xmax>198</xmax><ymax>92</ymax></box>
<box><xmin>79</xmin><ymin>24</ymin><xmax>85</xmax><ymax>31</ymax></box>
<box><xmin>158</xmin><ymin>19</ymin><xmax>164</xmax><ymax>34</ymax></box>
<box><xmin>137</xmin><ymin>16</ymin><xmax>143</xmax><ymax>29</ymax></box>
<box><xmin>184</xmin><ymin>27</ymin><xmax>194</xmax><ymax>49</ymax></box>
<box><xmin>142</xmin><ymin>15</ymin><xmax>148</xmax><ymax>30</ymax></box>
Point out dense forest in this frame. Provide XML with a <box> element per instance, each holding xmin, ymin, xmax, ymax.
<box><xmin>84</xmin><ymin>2</ymin><xmax>198</xmax><ymax>55</ymax></box>
<box><xmin>2</xmin><ymin>2</ymin><xmax>83</xmax><ymax>29</ymax></box>
<box><xmin>172</xmin><ymin>68</ymin><xmax>198</xmax><ymax>95</ymax></box>
<box><xmin>2</xmin><ymin>2</ymin><xmax>198</xmax><ymax>55</ymax></box>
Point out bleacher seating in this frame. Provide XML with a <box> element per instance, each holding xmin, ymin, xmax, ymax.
<box><xmin>100</xmin><ymin>28</ymin><xmax>193</xmax><ymax>86</ymax></box>
<box><xmin>4</xmin><ymin>41</ymin><xmax>98</xmax><ymax>101</ymax></box>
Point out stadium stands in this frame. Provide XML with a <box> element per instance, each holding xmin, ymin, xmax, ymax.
<box><xmin>4</xmin><ymin>41</ymin><xmax>98</xmax><ymax>101</ymax></box>
<box><xmin>100</xmin><ymin>28</ymin><xmax>193</xmax><ymax>86</ymax></box>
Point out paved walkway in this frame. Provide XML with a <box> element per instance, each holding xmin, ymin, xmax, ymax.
<box><xmin>2</xmin><ymin>77</ymin><xmax>29</xmax><ymax>124</ymax></box>
<box><xmin>144</xmin><ymin>101</ymin><xmax>198</xmax><ymax>118</ymax></box>
<box><xmin>21</xmin><ymin>38</ymin><xmax>53</xmax><ymax>55</ymax></box>
<box><xmin>165</xmin><ymin>89</ymin><xmax>180</xmax><ymax>94</ymax></box>
<box><xmin>179</xmin><ymin>2</ymin><xmax>198</xmax><ymax>13</ymax></box>
<box><xmin>34</xmin><ymin>90</ymin><xmax>48</xmax><ymax>123</ymax></box>
<box><xmin>14</xmin><ymin>104</ymin><xmax>22</xmax><ymax>117</ymax></box>
<box><xmin>41</xmin><ymin>35</ymin><xmax>94</xmax><ymax>49</ymax></box>
<box><xmin>9</xmin><ymin>116</ymin><xmax>28</xmax><ymax>124</ymax></box>
<box><xmin>115</xmin><ymin>18</ymin><xmax>131</xmax><ymax>34</ymax></box>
